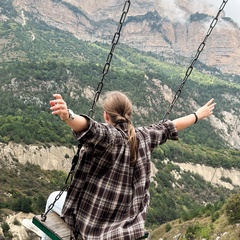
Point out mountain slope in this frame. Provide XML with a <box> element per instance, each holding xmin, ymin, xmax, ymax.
<box><xmin>9</xmin><ymin>0</ymin><xmax>240</xmax><ymax>75</ymax></box>
<box><xmin>0</xmin><ymin>1</ymin><xmax>239</xmax><ymax>239</ymax></box>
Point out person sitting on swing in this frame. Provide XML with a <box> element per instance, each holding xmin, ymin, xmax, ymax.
<box><xmin>47</xmin><ymin>91</ymin><xmax>216</xmax><ymax>240</ymax></box>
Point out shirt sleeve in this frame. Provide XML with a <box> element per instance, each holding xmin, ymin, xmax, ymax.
<box><xmin>139</xmin><ymin>120</ymin><xmax>178</xmax><ymax>150</ymax></box>
<box><xmin>72</xmin><ymin>114</ymin><xmax>110</xmax><ymax>147</ymax></box>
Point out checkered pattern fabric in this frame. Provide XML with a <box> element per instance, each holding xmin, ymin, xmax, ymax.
<box><xmin>62</xmin><ymin>115</ymin><xmax>178</xmax><ymax>239</ymax></box>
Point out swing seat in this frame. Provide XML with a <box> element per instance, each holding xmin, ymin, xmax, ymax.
<box><xmin>33</xmin><ymin>213</ymin><xmax>71</xmax><ymax>240</ymax></box>
<box><xmin>32</xmin><ymin>213</ymin><xmax>149</xmax><ymax>239</ymax></box>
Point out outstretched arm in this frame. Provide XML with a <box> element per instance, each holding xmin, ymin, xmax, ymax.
<box><xmin>172</xmin><ymin>99</ymin><xmax>216</xmax><ymax>131</ymax></box>
<box><xmin>49</xmin><ymin>94</ymin><xmax>89</xmax><ymax>133</ymax></box>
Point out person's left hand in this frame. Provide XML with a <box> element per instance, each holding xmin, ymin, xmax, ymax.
<box><xmin>49</xmin><ymin>94</ymin><xmax>69</xmax><ymax>121</ymax></box>
<box><xmin>196</xmin><ymin>98</ymin><xmax>216</xmax><ymax>120</ymax></box>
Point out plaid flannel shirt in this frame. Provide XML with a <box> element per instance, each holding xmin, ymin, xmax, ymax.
<box><xmin>61</xmin><ymin>115</ymin><xmax>178</xmax><ymax>240</ymax></box>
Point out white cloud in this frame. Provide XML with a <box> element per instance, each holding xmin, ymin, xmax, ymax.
<box><xmin>154</xmin><ymin>0</ymin><xmax>240</xmax><ymax>26</ymax></box>
<box><xmin>206</xmin><ymin>0</ymin><xmax>240</xmax><ymax>26</ymax></box>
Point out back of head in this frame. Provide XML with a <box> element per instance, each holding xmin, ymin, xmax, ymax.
<box><xmin>103</xmin><ymin>91</ymin><xmax>137</xmax><ymax>165</ymax></box>
<box><xmin>103</xmin><ymin>91</ymin><xmax>132</xmax><ymax>124</ymax></box>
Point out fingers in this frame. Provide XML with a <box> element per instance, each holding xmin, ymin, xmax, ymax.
<box><xmin>205</xmin><ymin>98</ymin><xmax>214</xmax><ymax>106</ymax></box>
<box><xmin>209</xmin><ymin>104</ymin><xmax>216</xmax><ymax>113</ymax></box>
<box><xmin>205</xmin><ymin>98</ymin><xmax>216</xmax><ymax>113</ymax></box>
<box><xmin>196</xmin><ymin>98</ymin><xmax>216</xmax><ymax>120</ymax></box>
<box><xmin>50</xmin><ymin>94</ymin><xmax>64</xmax><ymax>105</ymax></box>
<box><xmin>53</xmin><ymin>94</ymin><xmax>62</xmax><ymax>99</ymax></box>
<box><xmin>49</xmin><ymin>94</ymin><xmax>68</xmax><ymax>118</ymax></box>
<box><xmin>50</xmin><ymin>101</ymin><xmax>55</xmax><ymax>107</ymax></box>
<box><xmin>50</xmin><ymin>94</ymin><xmax>65</xmax><ymax>106</ymax></box>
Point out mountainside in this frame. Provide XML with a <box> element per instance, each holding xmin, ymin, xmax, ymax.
<box><xmin>0</xmin><ymin>142</ymin><xmax>73</xmax><ymax>171</ymax></box>
<box><xmin>10</xmin><ymin>0</ymin><xmax>240</xmax><ymax>75</ymax></box>
<box><xmin>0</xmin><ymin>141</ymin><xmax>239</xmax><ymax>240</ymax></box>
<box><xmin>0</xmin><ymin>1</ymin><xmax>240</xmax><ymax>239</ymax></box>
<box><xmin>1</xmin><ymin>141</ymin><xmax>240</xmax><ymax>189</ymax></box>
<box><xmin>1</xmin><ymin>0</ymin><xmax>239</xmax><ymax>148</ymax></box>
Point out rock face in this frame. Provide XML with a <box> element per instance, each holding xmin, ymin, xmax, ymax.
<box><xmin>0</xmin><ymin>141</ymin><xmax>239</xmax><ymax>190</ymax></box>
<box><xmin>0</xmin><ymin>211</ymin><xmax>40</xmax><ymax>240</ymax></box>
<box><xmin>0</xmin><ymin>142</ymin><xmax>73</xmax><ymax>172</ymax></box>
<box><xmin>11</xmin><ymin>0</ymin><xmax>240</xmax><ymax>75</ymax></box>
<box><xmin>2</xmin><ymin>1</ymin><xmax>239</xmax><ymax>149</ymax></box>
<box><xmin>174</xmin><ymin>162</ymin><xmax>240</xmax><ymax>190</ymax></box>
<box><xmin>6</xmin><ymin>212</ymin><xmax>40</xmax><ymax>240</ymax></box>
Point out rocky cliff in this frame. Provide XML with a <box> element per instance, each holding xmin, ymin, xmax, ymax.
<box><xmin>11</xmin><ymin>0</ymin><xmax>240</xmax><ymax>75</ymax></box>
<box><xmin>174</xmin><ymin>162</ymin><xmax>240</xmax><ymax>190</ymax></box>
<box><xmin>1</xmin><ymin>141</ymin><xmax>239</xmax><ymax>190</ymax></box>
<box><xmin>3</xmin><ymin>212</ymin><xmax>40</xmax><ymax>240</ymax></box>
<box><xmin>0</xmin><ymin>140</ymin><xmax>239</xmax><ymax>239</ymax></box>
<box><xmin>0</xmin><ymin>142</ymin><xmax>73</xmax><ymax>172</ymax></box>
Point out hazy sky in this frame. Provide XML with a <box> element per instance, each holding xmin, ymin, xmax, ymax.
<box><xmin>211</xmin><ymin>0</ymin><xmax>240</xmax><ymax>25</ymax></box>
<box><xmin>157</xmin><ymin>0</ymin><xmax>240</xmax><ymax>26</ymax></box>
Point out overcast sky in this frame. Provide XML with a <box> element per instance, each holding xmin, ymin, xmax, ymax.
<box><xmin>212</xmin><ymin>0</ymin><xmax>240</xmax><ymax>25</ymax></box>
<box><xmin>157</xmin><ymin>0</ymin><xmax>240</xmax><ymax>26</ymax></box>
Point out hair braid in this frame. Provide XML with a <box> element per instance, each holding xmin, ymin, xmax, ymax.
<box><xmin>103</xmin><ymin>91</ymin><xmax>138</xmax><ymax>165</ymax></box>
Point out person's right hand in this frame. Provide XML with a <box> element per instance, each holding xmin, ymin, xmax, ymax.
<box><xmin>49</xmin><ymin>94</ymin><xmax>69</xmax><ymax>121</ymax></box>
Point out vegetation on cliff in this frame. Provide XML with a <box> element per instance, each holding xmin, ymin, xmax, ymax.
<box><xmin>0</xmin><ymin>1</ymin><xmax>239</xmax><ymax>238</ymax></box>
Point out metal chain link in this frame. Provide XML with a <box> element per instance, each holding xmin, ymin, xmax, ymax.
<box><xmin>163</xmin><ymin>0</ymin><xmax>228</xmax><ymax>230</ymax></box>
<box><xmin>41</xmin><ymin>144</ymin><xmax>81</xmax><ymax>221</ymax></box>
<box><xmin>41</xmin><ymin>185</ymin><xmax>68</xmax><ymax>221</ymax></box>
<box><xmin>41</xmin><ymin>0</ymin><xmax>131</xmax><ymax>222</ymax></box>
<box><xmin>163</xmin><ymin>0</ymin><xmax>228</xmax><ymax>121</ymax></box>
<box><xmin>89</xmin><ymin>0</ymin><xmax>131</xmax><ymax>118</ymax></box>
<box><xmin>40</xmin><ymin>0</ymin><xmax>228</xmax><ymax>223</ymax></box>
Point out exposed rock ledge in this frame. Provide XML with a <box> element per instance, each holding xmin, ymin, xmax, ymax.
<box><xmin>0</xmin><ymin>142</ymin><xmax>239</xmax><ymax>191</ymax></box>
<box><xmin>0</xmin><ymin>141</ymin><xmax>75</xmax><ymax>172</ymax></box>
<box><xmin>174</xmin><ymin>162</ymin><xmax>240</xmax><ymax>190</ymax></box>
<box><xmin>4</xmin><ymin>212</ymin><xmax>39</xmax><ymax>240</ymax></box>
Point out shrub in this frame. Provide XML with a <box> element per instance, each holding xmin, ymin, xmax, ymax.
<box><xmin>225</xmin><ymin>192</ymin><xmax>240</xmax><ymax>224</ymax></box>
<box><xmin>165</xmin><ymin>223</ymin><xmax>172</xmax><ymax>232</ymax></box>
<box><xmin>1</xmin><ymin>222</ymin><xmax>13</xmax><ymax>238</ymax></box>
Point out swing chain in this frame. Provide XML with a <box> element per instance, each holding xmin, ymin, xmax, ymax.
<box><xmin>41</xmin><ymin>144</ymin><xmax>81</xmax><ymax>221</ymax></box>
<box><xmin>163</xmin><ymin>0</ymin><xmax>228</xmax><ymax>121</ymax></box>
<box><xmin>41</xmin><ymin>0</ymin><xmax>228</xmax><ymax>223</ymax></box>
<box><xmin>41</xmin><ymin>1</ymin><xmax>131</xmax><ymax>222</ymax></box>
<box><xmin>89</xmin><ymin>0</ymin><xmax>131</xmax><ymax>118</ymax></box>
<box><xmin>41</xmin><ymin>185</ymin><xmax>68</xmax><ymax>221</ymax></box>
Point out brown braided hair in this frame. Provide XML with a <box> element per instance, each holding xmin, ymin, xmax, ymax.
<box><xmin>102</xmin><ymin>91</ymin><xmax>137</xmax><ymax>165</ymax></box>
